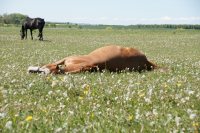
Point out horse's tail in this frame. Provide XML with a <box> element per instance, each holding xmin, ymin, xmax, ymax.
<box><xmin>38</xmin><ymin>19</ymin><xmax>45</xmax><ymax>26</ymax></box>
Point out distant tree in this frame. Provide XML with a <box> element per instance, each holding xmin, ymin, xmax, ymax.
<box><xmin>105</xmin><ymin>26</ymin><xmax>113</xmax><ymax>30</ymax></box>
<box><xmin>1</xmin><ymin>13</ymin><xmax>27</xmax><ymax>24</ymax></box>
<box><xmin>0</xmin><ymin>15</ymin><xmax>3</xmax><ymax>23</ymax></box>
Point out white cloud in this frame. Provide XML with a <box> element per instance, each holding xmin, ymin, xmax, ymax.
<box><xmin>161</xmin><ymin>16</ymin><xmax>172</xmax><ymax>21</ymax></box>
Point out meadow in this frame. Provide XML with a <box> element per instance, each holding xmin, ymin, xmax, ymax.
<box><xmin>0</xmin><ymin>27</ymin><xmax>200</xmax><ymax>132</ymax></box>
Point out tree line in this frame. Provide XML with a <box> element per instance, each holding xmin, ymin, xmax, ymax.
<box><xmin>0</xmin><ymin>13</ymin><xmax>27</xmax><ymax>25</ymax></box>
<box><xmin>0</xmin><ymin>13</ymin><xmax>200</xmax><ymax>29</ymax></box>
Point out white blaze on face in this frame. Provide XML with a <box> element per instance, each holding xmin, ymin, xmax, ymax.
<box><xmin>39</xmin><ymin>67</ymin><xmax>50</xmax><ymax>74</ymax></box>
<box><xmin>28</xmin><ymin>66</ymin><xmax>40</xmax><ymax>72</ymax></box>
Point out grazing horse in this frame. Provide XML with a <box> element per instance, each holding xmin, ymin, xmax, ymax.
<box><xmin>20</xmin><ymin>17</ymin><xmax>45</xmax><ymax>40</ymax></box>
<box><xmin>31</xmin><ymin>45</ymin><xmax>158</xmax><ymax>74</ymax></box>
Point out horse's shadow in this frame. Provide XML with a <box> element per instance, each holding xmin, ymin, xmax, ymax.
<box><xmin>41</xmin><ymin>39</ymin><xmax>51</xmax><ymax>42</ymax></box>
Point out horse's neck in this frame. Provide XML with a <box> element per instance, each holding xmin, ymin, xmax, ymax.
<box><xmin>21</xmin><ymin>25</ymin><xmax>25</xmax><ymax>31</ymax></box>
<box><xmin>26</xmin><ymin>17</ymin><xmax>33</xmax><ymax>21</ymax></box>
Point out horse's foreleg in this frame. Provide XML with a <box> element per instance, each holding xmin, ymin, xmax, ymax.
<box><xmin>30</xmin><ymin>29</ymin><xmax>33</xmax><ymax>40</ymax></box>
<box><xmin>40</xmin><ymin>32</ymin><xmax>43</xmax><ymax>41</ymax></box>
<box><xmin>25</xmin><ymin>29</ymin><xmax>27</xmax><ymax>39</ymax></box>
<box><xmin>62</xmin><ymin>64</ymin><xmax>96</xmax><ymax>74</ymax></box>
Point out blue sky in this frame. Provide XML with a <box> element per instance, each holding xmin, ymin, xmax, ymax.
<box><xmin>1</xmin><ymin>0</ymin><xmax>200</xmax><ymax>25</ymax></box>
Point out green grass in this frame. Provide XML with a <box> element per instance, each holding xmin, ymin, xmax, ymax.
<box><xmin>0</xmin><ymin>27</ymin><xmax>200</xmax><ymax>132</ymax></box>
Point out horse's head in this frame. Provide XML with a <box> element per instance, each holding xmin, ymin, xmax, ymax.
<box><xmin>41</xmin><ymin>64</ymin><xmax>63</xmax><ymax>74</ymax></box>
<box><xmin>20</xmin><ymin>26</ymin><xmax>25</xmax><ymax>40</ymax></box>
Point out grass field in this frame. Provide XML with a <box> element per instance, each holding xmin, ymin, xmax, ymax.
<box><xmin>0</xmin><ymin>27</ymin><xmax>200</xmax><ymax>132</ymax></box>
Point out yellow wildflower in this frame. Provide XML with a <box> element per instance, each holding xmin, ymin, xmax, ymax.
<box><xmin>135</xmin><ymin>82</ymin><xmax>140</xmax><ymax>85</ymax></box>
<box><xmin>41</xmin><ymin>109</ymin><xmax>47</xmax><ymax>113</ymax></box>
<box><xmin>163</xmin><ymin>83</ymin><xmax>168</xmax><ymax>88</ymax></box>
<box><xmin>139</xmin><ymin>93</ymin><xmax>145</xmax><ymax>97</ymax></box>
<box><xmin>79</xmin><ymin>96</ymin><xmax>83</xmax><ymax>100</ymax></box>
<box><xmin>91</xmin><ymin>113</ymin><xmax>94</xmax><ymax>118</ymax></box>
<box><xmin>177</xmin><ymin>83</ymin><xmax>181</xmax><ymax>87</ymax></box>
<box><xmin>128</xmin><ymin>114</ymin><xmax>133</xmax><ymax>121</ymax></box>
<box><xmin>193</xmin><ymin>122</ymin><xmax>199</xmax><ymax>127</ymax></box>
<box><xmin>46</xmin><ymin>76</ymin><xmax>51</xmax><ymax>81</ymax></box>
<box><xmin>193</xmin><ymin>122</ymin><xmax>199</xmax><ymax>133</ymax></box>
<box><xmin>25</xmin><ymin>116</ymin><xmax>33</xmax><ymax>121</ymax></box>
<box><xmin>83</xmin><ymin>84</ymin><xmax>90</xmax><ymax>95</ymax></box>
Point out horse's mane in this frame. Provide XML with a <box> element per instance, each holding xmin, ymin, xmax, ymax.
<box><xmin>25</xmin><ymin>17</ymin><xmax>33</xmax><ymax>21</ymax></box>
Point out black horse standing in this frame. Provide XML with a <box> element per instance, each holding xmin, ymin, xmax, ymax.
<box><xmin>20</xmin><ymin>17</ymin><xmax>45</xmax><ymax>40</ymax></box>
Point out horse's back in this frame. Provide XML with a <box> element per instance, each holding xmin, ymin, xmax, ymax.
<box><xmin>23</xmin><ymin>17</ymin><xmax>45</xmax><ymax>29</ymax></box>
<box><xmin>88</xmin><ymin>45</ymin><xmax>144</xmax><ymax>60</ymax></box>
<box><xmin>87</xmin><ymin>45</ymin><xmax>153</xmax><ymax>71</ymax></box>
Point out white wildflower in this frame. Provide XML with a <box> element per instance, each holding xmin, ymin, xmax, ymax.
<box><xmin>62</xmin><ymin>122</ymin><xmax>68</xmax><ymax>128</ymax></box>
<box><xmin>180</xmin><ymin>98</ymin><xmax>186</xmax><ymax>103</ymax></box>
<box><xmin>0</xmin><ymin>112</ymin><xmax>6</xmax><ymax>119</ymax></box>
<box><xmin>153</xmin><ymin>109</ymin><xmax>158</xmax><ymax>116</ymax></box>
<box><xmin>48</xmin><ymin>91</ymin><xmax>53</xmax><ymax>95</ymax></box>
<box><xmin>164</xmin><ymin>114</ymin><xmax>172</xmax><ymax>126</ymax></box>
<box><xmin>28</xmin><ymin>83</ymin><xmax>33</xmax><ymax>88</ymax></box>
<box><xmin>59</xmin><ymin>103</ymin><xmax>65</xmax><ymax>109</ymax></box>
<box><xmin>144</xmin><ymin>97</ymin><xmax>151</xmax><ymax>103</ymax></box>
<box><xmin>175</xmin><ymin>94</ymin><xmax>181</xmax><ymax>100</ymax></box>
<box><xmin>189</xmin><ymin>113</ymin><xmax>196</xmax><ymax>119</ymax></box>
<box><xmin>175</xmin><ymin>116</ymin><xmax>181</xmax><ymax>127</ymax></box>
<box><xmin>68</xmin><ymin>110</ymin><xmax>74</xmax><ymax>115</ymax></box>
<box><xmin>56</xmin><ymin>90</ymin><xmax>61</xmax><ymax>93</ymax></box>
<box><xmin>114</xmin><ymin>96</ymin><xmax>118</xmax><ymax>100</ymax></box>
<box><xmin>1</xmin><ymin>90</ymin><xmax>8</xmax><ymax>98</ymax></box>
<box><xmin>185</xmin><ymin>97</ymin><xmax>189</xmax><ymax>101</ymax></box>
<box><xmin>187</xmin><ymin>109</ymin><xmax>196</xmax><ymax>119</ymax></box>
<box><xmin>63</xmin><ymin>91</ymin><xmax>68</xmax><ymax>97</ymax></box>
<box><xmin>145</xmin><ymin>111</ymin><xmax>151</xmax><ymax>117</ymax></box>
<box><xmin>149</xmin><ymin>121</ymin><xmax>155</xmax><ymax>127</ymax></box>
<box><xmin>96</xmin><ymin>104</ymin><xmax>101</xmax><ymax>108</ymax></box>
<box><xmin>54</xmin><ymin>127</ymin><xmax>62</xmax><ymax>133</ymax></box>
<box><xmin>186</xmin><ymin>90</ymin><xmax>194</xmax><ymax>95</ymax></box>
<box><xmin>51</xmin><ymin>81</ymin><xmax>57</xmax><ymax>88</ymax></box>
<box><xmin>172</xmin><ymin>129</ymin><xmax>178</xmax><ymax>133</ymax></box>
<box><xmin>11</xmin><ymin>79</ymin><xmax>17</xmax><ymax>83</ymax></box>
<box><xmin>135</xmin><ymin>109</ymin><xmax>140</xmax><ymax>120</ymax></box>
<box><xmin>147</xmin><ymin>87</ymin><xmax>153</xmax><ymax>96</ymax></box>
<box><xmin>82</xmin><ymin>83</ymin><xmax>88</xmax><ymax>89</ymax></box>
<box><xmin>141</xmin><ymin>75</ymin><xmax>146</xmax><ymax>78</ymax></box>
<box><xmin>5</xmin><ymin>121</ymin><xmax>12</xmax><ymax>129</ymax></box>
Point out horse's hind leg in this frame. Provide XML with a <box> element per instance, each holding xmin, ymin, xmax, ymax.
<box><xmin>30</xmin><ymin>29</ymin><xmax>33</xmax><ymax>40</ymax></box>
<box><xmin>38</xmin><ymin>32</ymin><xmax>41</xmax><ymax>40</ymax></box>
<box><xmin>38</xmin><ymin>29</ymin><xmax>43</xmax><ymax>41</ymax></box>
<box><xmin>40</xmin><ymin>32</ymin><xmax>43</xmax><ymax>41</ymax></box>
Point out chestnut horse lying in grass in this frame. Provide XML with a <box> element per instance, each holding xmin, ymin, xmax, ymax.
<box><xmin>28</xmin><ymin>45</ymin><xmax>159</xmax><ymax>74</ymax></box>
